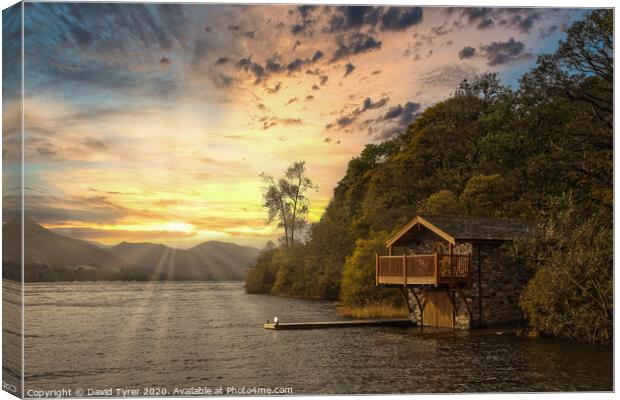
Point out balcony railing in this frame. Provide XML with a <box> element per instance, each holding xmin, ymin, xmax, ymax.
<box><xmin>375</xmin><ymin>253</ymin><xmax>471</xmax><ymax>286</ymax></box>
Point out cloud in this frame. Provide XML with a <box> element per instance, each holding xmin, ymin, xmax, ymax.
<box><xmin>458</xmin><ymin>46</ymin><xmax>476</xmax><ymax>59</ymax></box>
<box><xmin>327</xmin><ymin>6</ymin><xmax>382</xmax><ymax>32</ymax></box>
<box><xmin>380</xmin><ymin>7</ymin><xmax>423</xmax><ymax>31</ymax></box>
<box><xmin>539</xmin><ymin>25</ymin><xmax>558</xmax><ymax>39</ymax></box>
<box><xmin>326</xmin><ymin>96</ymin><xmax>389</xmax><ymax>130</ymax></box>
<box><xmin>305</xmin><ymin>68</ymin><xmax>322</xmax><ymax>75</ymax></box>
<box><xmin>265</xmin><ymin>55</ymin><xmax>283</xmax><ymax>72</ymax></box>
<box><xmin>459</xmin><ymin>7</ymin><xmax>493</xmax><ymax>26</ymax></box>
<box><xmin>51</xmin><ymin>227</ymin><xmax>196</xmax><ymax>242</ymax></box>
<box><xmin>499</xmin><ymin>9</ymin><xmax>543</xmax><ymax>33</ymax></box>
<box><xmin>430</xmin><ymin>23</ymin><xmax>452</xmax><ymax>36</ymax></box>
<box><xmin>326</xmin><ymin>6</ymin><xmax>423</xmax><ymax>32</ymax></box>
<box><xmin>330</xmin><ymin>115</ymin><xmax>355</xmax><ymax>129</ymax></box>
<box><xmin>344</xmin><ymin>62</ymin><xmax>356</xmax><ymax>77</ymax></box>
<box><xmin>83</xmin><ymin>138</ymin><xmax>108</xmax><ymax>150</ymax></box>
<box><xmin>236</xmin><ymin>57</ymin><xmax>266</xmax><ymax>82</ymax></box>
<box><xmin>35</xmin><ymin>57</ymin><xmax>180</xmax><ymax>101</ymax></box>
<box><xmin>285</xmin><ymin>97</ymin><xmax>298</xmax><ymax>106</ymax></box>
<box><xmin>250</xmin><ymin>51</ymin><xmax>326</xmax><ymax>77</ymax></box>
<box><xmin>361</xmin><ymin>97</ymin><xmax>389</xmax><ymax>111</ymax></box>
<box><xmin>290</xmin><ymin>5</ymin><xmax>317</xmax><ymax>35</ymax></box>
<box><xmin>379</xmin><ymin>101</ymin><xmax>420</xmax><ymax>122</ymax></box>
<box><xmin>260</xmin><ymin>116</ymin><xmax>303</xmax><ymax>130</ymax></box>
<box><xmin>38</xmin><ymin>3</ymin><xmax>190</xmax><ymax>56</ymax></box>
<box><xmin>476</xmin><ymin>18</ymin><xmax>495</xmax><ymax>29</ymax></box>
<box><xmin>418</xmin><ymin>64</ymin><xmax>477</xmax><ymax>89</ymax></box>
<box><xmin>286</xmin><ymin>58</ymin><xmax>305</xmax><ymax>73</ymax></box>
<box><xmin>214</xmin><ymin>73</ymin><xmax>234</xmax><ymax>88</ymax></box>
<box><xmin>331</xmin><ymin>32</ymin><xmax>382</xmax><ymax>62</ymax></box>
<box><xmin>479</xmin><ymin>37</ymin><xmax>532</xmax><ymax>66</ymax></box>
<box><xmin>20</xmin><ymin>192</ymin><xmax>144</xmax><ymax>226</ymax></box>
<box><xmin>312</xmin><ymin>50</ymin><xmax>324</xmax><ymax>62</ymax></box>
<box><xmin>373</xmin><ymin>101</ymin><xmax>422</xmax><ymax>139</ymax></box>
<box><xmin>451</xmin><ymin>7</ymin><xmax>550</xmax><ymax>33</ymax></box>
<box><xmin>266</xmin><ymin>82</ymin><xmax>282</xmax><ymax>93</ymax></box>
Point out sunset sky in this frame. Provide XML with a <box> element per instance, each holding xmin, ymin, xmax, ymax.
<box><xmin>3</xmin><ymin>4</ymin><xmax>588</xmax><ymax>248</ymax></box>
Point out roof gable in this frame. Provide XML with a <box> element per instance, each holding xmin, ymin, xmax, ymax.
<box><xmin>386</xmin><ymin>215</ymin><xmax>537</xmax><ymax>247</ymax></box>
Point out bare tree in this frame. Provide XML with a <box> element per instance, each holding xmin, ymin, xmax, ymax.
<box><xmin>260</xmin><ymin>161</ymin><xmax>317</xmax><ymax>246</ymax></box>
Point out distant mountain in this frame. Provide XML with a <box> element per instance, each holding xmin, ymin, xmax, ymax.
<box><xmin>109</xmin><ymin>240</ymin><xmax>259</xmax><ymax>281</ymax></box>
<box><xmin>84</xmin><ymin>240</ymin><xmax>111</xmax><ymax>249</ymax></box>
<box><xmin>2</xmin><ymin>215</ymin><xmax>259</xmax><ymax>282</ymax></box>
<box><xmin>3</xmin><ymin>215</ymin><xmax>131</xmax><ymax>269</ymax></box>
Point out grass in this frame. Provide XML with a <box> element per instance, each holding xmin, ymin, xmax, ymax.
<box><xmin>337</xmin><ymin>303</ymin><xmax>410</xmax><ymax>319</ymax></box>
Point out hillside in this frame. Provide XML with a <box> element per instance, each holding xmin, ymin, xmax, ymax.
<box><xmin>109</xmin><ymin>241</ymin><xmax>258</xmax><ymax>281</ymax></box>
<box><xmin>3</xmin><ymin>215</ymin><xmax>131</xmax><ymax>269</ymax></box>
<box><xmin>2</xmin><ymin>216</ymin><xmax>259</xmax><ymax>282</ymax></box>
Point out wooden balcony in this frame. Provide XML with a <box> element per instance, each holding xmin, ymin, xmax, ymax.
<box><xmin>376</xmin><ymin>253</ymin><xmax>471</xmax><ymax>286</ymax></box>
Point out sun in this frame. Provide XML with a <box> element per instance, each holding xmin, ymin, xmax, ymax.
<box><xmin>161</xmin><ymin>222</ymin><xmax>195</xmax><ymax>234</ymax></box>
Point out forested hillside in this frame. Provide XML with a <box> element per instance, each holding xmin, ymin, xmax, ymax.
<box><xmin>245</xmin><ymin>10</ymin><xmax>612</xmax><ymax>343</ymax></box>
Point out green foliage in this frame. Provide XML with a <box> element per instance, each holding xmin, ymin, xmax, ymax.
<box><xmin>418</xmin><ymin>190</ymin><xmax>463</xmax><ymax>216</ymax></box>
<box><xmin>340</xmin><ymin>232</ymin><xmax>403</xmax><ymax>307</ymax></box>
<box><xmin>245</xmin><ymin>11</ymin><xmax>612</xmax><ymax>342</ymax></box>
<box><xmin>518</xmin><ymin>201</ymin><xmax>612</xmax><ymax>344</ymax></box>
<box><xmin>245</xmin><ymin>241</ymin><xmax>278</xmax><ymax>293</ymax></box>
<box><xmin>460</xmin><ymin>174</ymin><xmax>510</xmax><ymax>217</ymax></box>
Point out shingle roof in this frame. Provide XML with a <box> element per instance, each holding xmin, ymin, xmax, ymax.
<box><xmin>386</xmin><ymin>215</ymin><xmax>538</xmax><ymax>246</ymax></box>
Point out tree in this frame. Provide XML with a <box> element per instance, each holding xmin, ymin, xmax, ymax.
<box><xmin>518</xmin><ymin>200</ymin><xmax>612</xmax><ymax>344</ymax></box>
<box><xmin>418</xmin><ymin>190</ymin><xmax>463</xmax><ymax>216</ymax></box>
<box><xmin>460</xmin><ymin>174</ymin><xmax>511</xmax><ymax>217</ymax></box>
<box><xmin>527</xmin><ymin>9</ymin><xmax>612</xmax><ymax>129</ymax></box>
<box><xmin>245</xmin><ymin>241</ymin><xmax>278</xmax><ymax>293</ymax></box>
<box><xmin>260</xmin><ymin>161</ymin><xmax>317</xmax><ymax>246</ymax></box>
<box><xmin>340</xmin><ymin>232</ymin><xmax>402</xmax><ymax>307</ymax></box>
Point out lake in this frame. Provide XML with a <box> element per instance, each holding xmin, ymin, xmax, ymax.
<box><xmin>2</xmin><ymin>280</ymin><xmax>613</xmax><ymax>395</ymax></box>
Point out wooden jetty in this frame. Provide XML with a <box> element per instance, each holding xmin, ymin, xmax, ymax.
<box><xmin>263</xmin><ymin>318</ymin><xmax>413</xmax><ymax>330</ymax></box>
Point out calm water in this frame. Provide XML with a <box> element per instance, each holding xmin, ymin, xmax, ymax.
<box><xmin>3</xmin><ymin>280</ymin><xmax>613</xmax><ymax>395</ymax></box>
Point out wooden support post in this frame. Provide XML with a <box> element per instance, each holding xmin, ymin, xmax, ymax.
<box><xmin>449</xmin><ymin>243</ymin><xmax>454</xmax><ymax>287</ymax></box>
<box><xmin>477</xmin><ymin>246</ymin><xmax>483</xmax><ymax>327</ymax></box>
<box><xmin>467</xmin><ymin>255</ymin><xmax>473</xmax><ymax>288</ymax></box>
<box><xmin>433</xmin><ymin>252</ymin><xmax>438</xmax><ymax>286</ymax></box>
<box><xmin>445</xmin><ymin>288</ymin><xmax>458</xmax><ymax>330</ymax></box>
<box><xmin>402</xmin><ymin>254</ymin><xmax>407</xmax><ymax>286</ymax></box>
<box><xmin>375</xmin><ymin>253</ymin><xmax>379</xmax><ymax>286</ymax></box>
<box><xmin>446</xmin><ymin>288</ymin><xmax>458</xmax><ymax>313</ymax></box>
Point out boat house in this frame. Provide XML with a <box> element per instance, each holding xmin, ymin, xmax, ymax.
<box><xmin>376</xmin><ymin>215</ymin><xmax>537</xmax><ymax>329</ymax></box>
